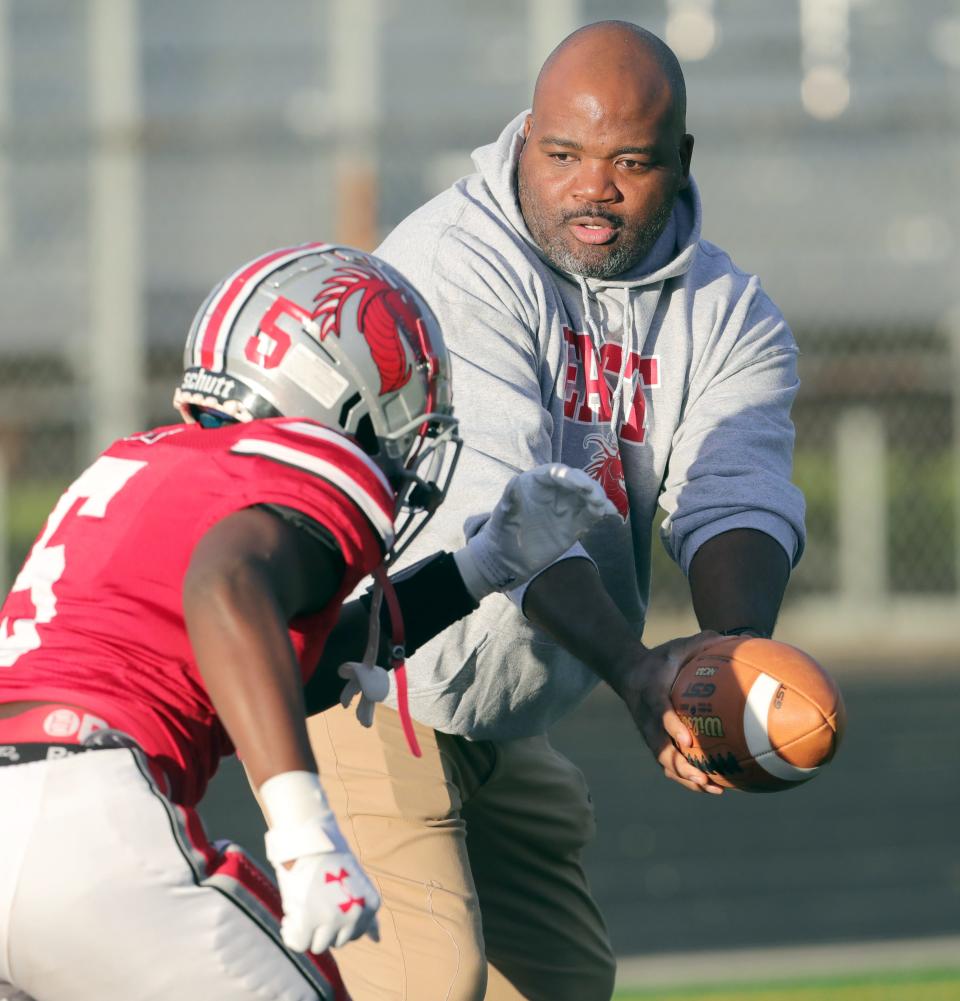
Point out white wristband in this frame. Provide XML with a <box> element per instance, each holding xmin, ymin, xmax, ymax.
<box><xmin>260</xmin><ymin>771</ymin><xmax>349</xmax><ymax>864</ymax></box>
<box><xmin>265</xmin><ymin>816</ymin><xmax>344</xmax><ymax>866</ymax></box>
<box><xmin>259</xmin><ymin>771</ymin><xmax>330</xmax><ymax>829</ymax></box>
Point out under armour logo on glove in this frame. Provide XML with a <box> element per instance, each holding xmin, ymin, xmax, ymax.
<box><xmin>325</xmin><ymin>868</ymin><xmax>368</xmax><ymax>912</ymax></box>
<box><xmin>339</xmin><ymin>896</ymin><xmax>367</xmax><ymax>914</ymax></box>
<box><xmin>272</xmin><ymin>849</ymin><xmax>381</xmax><ymax>952</ymax></box>
<box><xmin>262</xmin><ymin>772</ymin><xmax>381</xmax><ymax>954</ymax></box>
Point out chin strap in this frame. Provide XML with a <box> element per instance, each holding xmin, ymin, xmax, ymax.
<box><xmin>372</xmin><ymin>565</ymin><xmax>421</xmax><ymax>758</ymax></box>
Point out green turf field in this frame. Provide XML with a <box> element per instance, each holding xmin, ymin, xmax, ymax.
<box><xmin>614</xmin><ymin>968</ymin><xmax>960</xmax><ymax>1000</ymax></box>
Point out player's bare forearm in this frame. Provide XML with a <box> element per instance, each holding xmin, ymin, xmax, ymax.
<box><xmin>687</xmin><ymin>528</ymin><xmax>791</xmax><ymax>637</ymax></box>
<box><xmin>183</xmin><ymin>507</ymin><xmax>344</xmax><ymax>789</ymax></box>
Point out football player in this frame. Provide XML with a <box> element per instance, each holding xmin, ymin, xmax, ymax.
<box><xmin>0</xmin><ymin>243</ymin><xmax>614</xmax><ymax>1001</ymax></box>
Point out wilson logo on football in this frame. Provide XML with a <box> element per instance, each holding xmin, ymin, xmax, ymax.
<box><xmin>679</xmin><ymin>713</ymin><xmax>725</xmax><ymax>738</ymax></box>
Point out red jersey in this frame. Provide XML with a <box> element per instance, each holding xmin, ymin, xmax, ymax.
<box><xmin>0</xmin><ymin>418</ymin><xmax>395</xmax><ymax>805</ymax></box>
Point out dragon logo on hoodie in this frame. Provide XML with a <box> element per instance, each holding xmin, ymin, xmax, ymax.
<box><xmin>583</xmin><ymin>432</ymin><xmax>628</xmax><ymax>518</ymax></box>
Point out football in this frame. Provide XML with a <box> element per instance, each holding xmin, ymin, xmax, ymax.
<box><xmin>670</xmin><ymin>637</ymin><xmax>846</xmax><ymax>792</ymax></box>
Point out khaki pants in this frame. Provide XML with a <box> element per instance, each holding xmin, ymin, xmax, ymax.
<box><xmin>307</xmin><ymin>705</ymin><xmax>616</xmax><ymax>1001</ymax></box>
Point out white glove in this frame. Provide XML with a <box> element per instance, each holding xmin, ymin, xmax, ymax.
<box><xmin>338</xmin><ymin>660</ymin><xmax>390</xmax><ymax>727</ymax></box>
<box><xmin>454</xmin><ymin>463</ymin><xmax>616</xmax><ymax>600</ymax></box>
<box><xmin>261</xmin><ymin>771</ymin><xmax>380</xmax><ymax>954</ymax></box>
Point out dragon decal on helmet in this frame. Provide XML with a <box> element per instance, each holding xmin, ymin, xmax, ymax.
<box><xmin>312</xmin><ymin>262</ymin><xmax>428</xmax><ymax>397</ymax></box>
<box><xmin>173</xmin><ymin>243</ymin><xmax>460</xmax><ymax>555</ymax></box>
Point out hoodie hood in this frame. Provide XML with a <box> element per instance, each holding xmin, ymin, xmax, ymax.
<box><xmin>472</xmin><ymin>110</ymin><xmax>705</xmax><ymax>437</ymax></box>
<box><xmin>471</xmin><ymin>109</ymin><xmax>702</xmax><ymax>292</ymax></box>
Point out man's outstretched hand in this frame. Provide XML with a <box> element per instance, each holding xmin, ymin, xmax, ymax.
<box><xmin>613</xmin><ymin>631</ymin><xmax>727</xmax><ymax>795</ymax></box>
<box><xmin>454</xmin><ymin>464</ymin><xmax>616</xmax><ymax>600</ymax></box>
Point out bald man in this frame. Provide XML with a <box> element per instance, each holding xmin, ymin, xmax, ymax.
<box><xmin>307</xmin><ymin>21</ymin><xmax>805</xmax><ymax>1001</ymax></box>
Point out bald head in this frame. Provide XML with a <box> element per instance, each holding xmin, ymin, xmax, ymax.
<box><xmin>533</xmin><ymin>21</ymin><xmax>687</xmax><ymax>140</ymax></box>
<box><xmin>517</xmin><ymin>21</ymin><xmax>693</xmax><ymax>279</ymax></box>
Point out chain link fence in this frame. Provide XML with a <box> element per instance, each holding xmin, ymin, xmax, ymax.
<box><xmin>1</xmin><ymin>0</ymin><xmax>958</xmax><ymax>654</ymax></box>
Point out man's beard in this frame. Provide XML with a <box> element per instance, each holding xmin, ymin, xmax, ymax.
<box><xmin>517</xmin><ymin>171</ymin><xmax>675</xmax><ymax>280</ymax></box>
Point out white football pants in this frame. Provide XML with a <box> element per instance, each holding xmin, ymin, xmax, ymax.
<box><xmin>0</xmin><ymin>747</ymin><xmax>343</xmax><ymax>1001</ymax></box>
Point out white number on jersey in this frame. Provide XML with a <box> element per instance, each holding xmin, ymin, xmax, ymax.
<box><xmin>0</xmin><ymin>456</ymin><xmax>146</xmax><ymax>667</ymax></box>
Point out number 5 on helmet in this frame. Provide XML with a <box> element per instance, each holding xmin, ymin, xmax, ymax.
<box><xmin>173</xmin><ymin>242</ymin><xmax>461</xmax><ymax>559</ymax></box>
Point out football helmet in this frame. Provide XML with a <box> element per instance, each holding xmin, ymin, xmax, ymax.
<box><xmin>174</xmin><ymin>242</ymin><xmax>460</xmax><ymax>555</ymax></box>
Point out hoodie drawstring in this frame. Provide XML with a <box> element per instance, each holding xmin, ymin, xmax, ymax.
<box><xmin>576</xmin><ymin>276</ymin><xmax>609</xmax><ymax>423</ymax></box>
<box><xmin>609</xmin><ymin>288</ymin><xmax>634</xmax><ymax>436</ymax></box>
<box><xmin>576</xmin><ymin>276</ymin><xmax>603</xmax><ymax>348</ymax></box>
<box><xmin>577</xmin><ymin>277</ymin><xmax>662</xmax><ymax>440</ymax></box>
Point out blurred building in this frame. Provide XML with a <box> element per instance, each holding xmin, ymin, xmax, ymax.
<box><xmin>0</xmin><ymin>0</ymin><xmax>958</xmax><ymax>655</ymax></box>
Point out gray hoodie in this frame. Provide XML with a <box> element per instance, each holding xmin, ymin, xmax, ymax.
<box><xmin>376</xmin><ymin>111</ymin><xmax>806</xmax><ymax>740</ymax></box>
